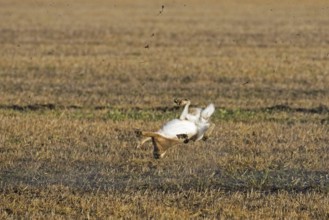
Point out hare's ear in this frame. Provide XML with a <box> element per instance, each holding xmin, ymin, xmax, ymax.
<box><xmin>201</xmin><ymin>103</ymin><xmax>215</xmax><ymax>119</ymax></box>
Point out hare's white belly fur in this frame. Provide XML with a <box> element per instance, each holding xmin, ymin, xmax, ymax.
<box><xmin>158</xmin><ymin>119</ymin><xmax>197</xmax><ymax>139</ymax></box>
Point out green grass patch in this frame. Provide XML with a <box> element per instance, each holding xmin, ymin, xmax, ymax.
<box><xmin>1</xmin><ymin>107</ymin><xmax>327</xmax><ymax>124</ymax></box>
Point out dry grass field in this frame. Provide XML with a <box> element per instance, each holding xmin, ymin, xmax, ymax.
<box><xmin>1</xmin><ymin>0</ymin><xmax>329</xmax><ymax>218</ymax></box>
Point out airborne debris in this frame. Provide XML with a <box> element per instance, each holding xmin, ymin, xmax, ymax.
<box><xmin>159</xmin><ymin>5</ymin><xmax>164</xmax><ymax>15</ymax></box>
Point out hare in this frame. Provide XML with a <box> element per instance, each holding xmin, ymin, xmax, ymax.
<box><xmin>136</xmin><ymin>99</ymin><xmax>215</xmax><ymax>159</ymax></box>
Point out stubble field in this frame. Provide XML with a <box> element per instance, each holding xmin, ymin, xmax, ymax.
<box><xmin>1</xmin><ymin>0</ymin><xmax>329</xmax><ymax>218</ymax></box>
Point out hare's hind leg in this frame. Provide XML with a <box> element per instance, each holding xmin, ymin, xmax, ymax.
<box><xmin>153</xmin><ymin>133</ymin><xmax>194</xmax><ymax>158</ymax></box>
<box><xmin>152</xmin><ymin>135</ymin><xmax>183</xmax><ymax>159</ymax></box>
<box><xmin>135</xmin><ymin>130</ymin><xmax>188</xmax><ymax>159</ymax></box>
<box><xmin>136</xmin><ymin>137</ymin><xmax>152</xmax><ymax>148</ymax></box>
<box><xmin>135</xmin><ymin>129</ymin><xmax>153</xmax><ymax>148</ymax></box>
<box><xmin>134</xmin><ymin>131</ymin><xmax>176</xmax><ymax>158</ymax></box>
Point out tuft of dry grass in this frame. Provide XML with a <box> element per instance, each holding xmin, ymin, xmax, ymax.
<box><xmin>1</xmin><ymin>0</ymin><xmax>329</xmax><ymax>218</ymax></box>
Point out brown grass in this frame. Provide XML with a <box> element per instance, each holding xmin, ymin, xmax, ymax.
<box><xmin>1</xmin><ymin>0</ymin><xmax>329</xmax><ymax>218</ymax></box>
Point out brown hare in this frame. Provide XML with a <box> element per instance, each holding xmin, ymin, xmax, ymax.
<box><xmin>136</xmin><ymin>99</ymin><xmax>215</xmax><ymax>159</ymax></box>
